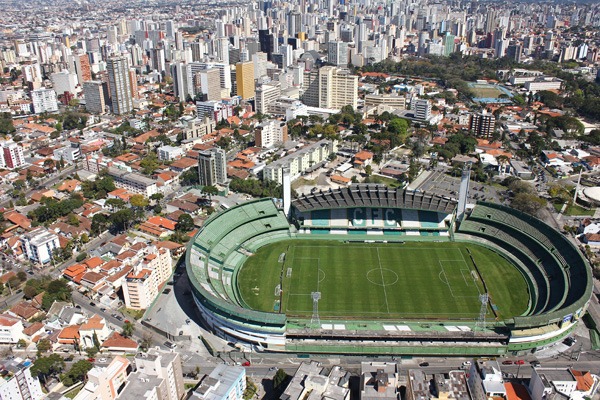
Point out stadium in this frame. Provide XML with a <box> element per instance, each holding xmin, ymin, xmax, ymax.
<box><xmin>186</xmin><ymin>180</ymin><xmax>592</xmax><ymax>356</ymax></box>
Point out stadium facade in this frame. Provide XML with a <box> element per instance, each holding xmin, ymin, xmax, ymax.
<box><xmin>186</xmin><ymin>184</ymin><xmax>592</xmax><ymax>355</ymax></box>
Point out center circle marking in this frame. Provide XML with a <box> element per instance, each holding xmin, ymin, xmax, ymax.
<box><xmin>366</xmin><ymin>269</ymin><xmax>399</xmax><ymax>286</ymax></box>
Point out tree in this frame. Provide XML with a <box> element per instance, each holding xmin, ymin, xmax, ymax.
<box><xmin>150</xmin><ymin>193</ymin><xmax>164</xmax><ymax>203</ymax></box>
<box><xmin>273</xmin><ymin>368</ymin><xmax>288</xmax><ymax>389</ymax></box>
<box><xmin>91</xmin><ymin>213</ymin><xmax>110</xmax><ymax>235</ymax></box>
<box><xmin>140</xmin><ymin>152</ymin><xmax>160</xmax><ymax>175</ymax></box>
<box><xmin>122</xmin><ymin>321</ymin><xmax>135</xmax><ymax>338</ymax></box>
<box><xmin>176</xmin><ymin>213</ymin><xmax>195</xmax><ymax>232</ymax></box>
<box><xmin>17</xmin><ymin>339</ymin><xmax>27</xmax><ymax>348</ymax></box>
<box><xmin>60</xmin><ymin>360</ymin><xmax>93</xmax><ymax>387</ymax></box>
<box><xmin>130</xmin><ymin>194</ymin><xmax>149</xmax><ymax>209</ymax></box>
<box><xmin>201</xmin><ymin>185</ymin><xmax>218</xmax><ymax>201</ymax></box>
<box><xmin>364</xmin><ymin>165</ymin><xmax>372</xmax><ymax>177</ymax></box>
<box><xmin>31</xmin><ymin>354</ymin><xmax>65</xmax><ymax>384</ymax></box>
<box><xmin>180</xmin><ymin>168</ymin><xmax>199</xmax><ymax>186</ymax></box>
<box><xmin>110</xmin><ymin>209</ymin><xmax>135</xmax><ymax>232</ymax></box>
<box><xmin>76</xmin><ymin>253</ymin><xmax>88</xmax><ymax>262</ymax></box>
<box><xmin>16</xmin><ymin>271</ymin><xmax>27</xmax><ymax>282</ymax></box>
<box><xmin>0</xmin><ymin>113</ymin><xmax>15</xmax><ymax>135</ymax></box>
<box><xmin>36</xmin><ymin>339</ymin><xmax>52</xmax><ymax>355</ymax></box>
<box><xmin>105</xmin><ymin>198</ymin><xmax>127</xmax><ymax>210</ymax></box>
<box><xmin>511</xmin><ymin>192</ymin><xmax>547</xmax><ymax>216</ymax></box>
<box><xmin>92</xmin><ymin>332</ymin><xmax>101</xmax><ymax>349</ymax></box>
<box><xmin>85</xmin><ymin>346</ymin><xmax>98</xmax><ymax>358</ymax></box>
<box><xmin>140</xmin><ymin>333</ymin><xmax>153</xmax><ymax>351</ymax></box>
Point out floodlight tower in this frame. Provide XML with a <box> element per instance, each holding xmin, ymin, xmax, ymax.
<box><xmin>311</xmin><ymin>292</ymin><xmax>321</xmax><ymax>326</ymax></box>
<box><xmin>475</xmin><ymin>293</ymin><xmax>489</xmax><ymax>332</ymax></box>
<box><xmin>457</xmin><ymin>162</ymin><xmax>472</xmax><ymax>222</ymax></box>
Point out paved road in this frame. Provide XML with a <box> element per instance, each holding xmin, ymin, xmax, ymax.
<box><xmin>0</xmin><ymin>165</ymin><xmax>76</xmax><ymax>209</ymax></box>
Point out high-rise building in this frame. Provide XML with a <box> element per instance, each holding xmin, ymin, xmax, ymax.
<box><xmin>470</xmin><ymin>111</ymin><xmax>496</xmax><ymax>138</ymax></box>
<box><xmin>106</xmin><ymin>56</ymin><xmax>133</xmax><ymax>115</ymax></box>
<box><xmin>255</xmin><ymin>83</ymin><xmax>281</xmax><ymax>114</ymax></box>
<box><xmin>74</xmin><ymin>53</ymin><xmax>92</xmax><ymax>83</ymax></box>
<box><xmin>327</xmin><ymin>41</ymin><xmax>349</xmax><ymax>67</ymax></box>
<box><xmin>443</xmin><ymin>32</ymin><xmax>456</xmax><ymax>56</ymax></box>
<box><xmin>123</xmin><ymin>246</ymin><xmax>172</xmax><ymax>310</ymax></box>
<box><xmin>171</xmin><ymin>62</ymin><xmax>193</xmax><ymax>101</ymax></box>
<box><xmin>21</xmin><ymin>227</ymin><xmax>60</xmax><ymax>265</ymax></box>
<box><xmin>189</xmin><ymin>365</ymin><xmax>246</xmax><ymax>400</ymax></box>
<box><xmin>255</xmin><ymin>120</ymin><xmax>288</xmax><ymax>148</ymax></box>
<box><xmin>83</xmin><ymin>81</ymin><xmax>107</xmax><ymax>114</ymax></box>
<box><xmin>0</xmin><ymin>141</ymin><xmax>25</xmax><ymax>169</ymax></box>
<box><xmin>198</xmin><ymin>147</ymin><xmax>227</xmax><ymax>186</ymax></box>
<box><xmin>235</xmin><ymin>61</ymin><xmax>255</xmax><ymax>100</ymax></box>
<box><xmin>0</xmin><ymin>359</ymin><xmax>44</xmax><ymax>400</ymax></box>
<box><xmin>193</xmin><ymin>67</ymin><xmax>221</xmax><ymax>101</ymax></box>
<box><xmin>412</xmin><ymin>98</ymin><xmax>432</xmax><ymax>121</ymax></box>
<box><xmin>75</xmin><ymin>356</ymin><xmax>130</xmax><ymax>400</ymax></box>
<box><xmin>303</xmin><ymin>66</ymin><xmax>358</xmax><ymax>110</ymax></box>
<box><xmin>31</xmin><ymin>88</ymin><xmax>58</xmax><ymax>114</ymax></box>
<box><xmin>258</xmin><ymin>29</ymin><xmax>274</xmax><ymax>60</ymax></box>
<box><xmin>131</xmin><ymin>348</ymin><xmax>185</xmax><ymax>400</ymax></box>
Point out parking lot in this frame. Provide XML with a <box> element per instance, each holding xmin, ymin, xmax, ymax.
<box><xmin>414</xmin><ymin>168</ymin><xmax>502</xmax><ymax>204</ymax></box>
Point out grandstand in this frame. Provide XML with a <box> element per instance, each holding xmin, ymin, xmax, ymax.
<box><xmin>186</xmin><ymin>185</ymin><xmax>592</xmax><ymax>355</ymax></box>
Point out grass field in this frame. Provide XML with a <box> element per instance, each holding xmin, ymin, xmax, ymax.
<box><xmin>237</xmin><ymin>240</ymin><xmax>529</xmax><ymax>320</ymax></box>
<box><xmin>469</xmin><ymin>84</ymin><xmax>505</xmax><ymax>99</ymax></box>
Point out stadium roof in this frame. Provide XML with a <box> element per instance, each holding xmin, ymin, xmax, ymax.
<box><xmin>292</xmin><ymin>184</ymin><xmax>457</xmax><ymax>214</ymax></box>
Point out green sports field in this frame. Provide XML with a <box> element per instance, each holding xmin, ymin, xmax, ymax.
<box><xmin>237</xmin><ymin>240</ymin><xmax>529</xmax><ymax>320</ymax></box>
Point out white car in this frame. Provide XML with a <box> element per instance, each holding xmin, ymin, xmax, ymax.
<box><xmin>98</xmin><ymin>358</ymin><xmax>107</xmax><ymax>363</ymax></box>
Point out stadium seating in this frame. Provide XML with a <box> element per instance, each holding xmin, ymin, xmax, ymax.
<box><xmin>459</xmin><ymin>202</ymin><xmax>592</xmax><ymax>328</ymax></box>
<box><xmin>188</xmin><ymin>199</ymin><xmax>291</xmax><ymax>311</ymax></box>
<box><xmin>293</xmin><ymin>185</ymin><xmax>457</xmax><ymax>214</ymax></box>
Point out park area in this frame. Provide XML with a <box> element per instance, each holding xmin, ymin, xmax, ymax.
<box><xmin>237</xmin><ymin>240</ymin><xmax>529</xmax><ymax>321</ymax></box>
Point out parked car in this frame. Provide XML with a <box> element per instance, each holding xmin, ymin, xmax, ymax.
<box><xmin>419</xmin><ymin>362</ymin><xmax>429</xmax><ymax>367</ymax></box>
<box><xmin>515</xmin><ymin>360</ymin><xmax>525</xmax><ymax>365</ymax></box>
<box><xmin>502</xmin><ymin>360</ymin><xmax>513</xmax><ymax>365</ymax></box>
<box><xmin>242</xmin><ymin>361</ymin><xmax>251</xmax><ymax>366</ymax></box>
<box><xmin>530</xmin><ymin>361</ymin><xmax>541</xmax><ymax>367</ymax></box>
<box><xmin>98</xmin><ymin>358</ymin><xmax>107</xmax><ymax>363</ymax></box>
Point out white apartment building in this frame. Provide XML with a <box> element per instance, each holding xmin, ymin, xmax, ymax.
<box><xmin>108</xmin><ymin>167</ymin><xmax>158</xmax><ymax>198</ymax></box>
<box><xmin>31</xmin><ymin>88</ymin><xmax>58</xmax><ymax>114</ymax></box>
<box><xmin>530</xmin><ymin>368</ymin><xmax>599</xmax><ymax>400</ymax></box>
<box><xmin>411</xmin><ymin>98</ymin><xmax>432</xmax><ymax>121</ymax></box>
<box><xmin>183</xmin><ymin>116</ymin><xmax>216</xmax><ymax>141</ymax></box>
<box><xmin>302</xmin><ymin>67</ymin><xmax>358</xmax><ymax>110</ymax></box>
<box><xmin>189</xmin><ymin>365</ymin><xmax>246</xmax><ymax>400</ymax></box>
<box><xmin>255</xmin><ymin>120</ymin><xmax>288</xmax><ymax>148</ymax></box>
<box><xmin>51</xmin><ymin>70</ymin><xmax>78</xmax><ymax>95</ymax></box>
<box><xmin>75</xmin><ymin>356</ymin><xmax>131</xmax><ymax>400</ymax></box>
<box><xmin>524</xmin><ymin>77</ymin><xmax>564</xmax><ymax>92</ymax></box>
<box><xmin>0</xmin><ymin>360</ymin><xmax>44</xmax><ymax>400</ymax></box>
<box><xmin>255</xmin><ymin>83</ymin><xmax>281</xmax><ymax>114</ymax></box>
<box><xmin>21</xmin><ymin>227</ymin><xmax>60</xmax><ymax>265</ymax></box>
<box><xmin>267</xmin><ymin>98</ymin><xmax>309</xmax><ymax>121</ymax></box>
<box><xmin>264</xmin><ymin>139</ymin><xmax>337</xmax><ymax>183</ymax></box>
<box><xmin>129</xmin><ymin>348</ymin><xmax>185</xmax><ymax>400</ymax></box>
<box><xmin>0</xmin><ymin>315</ymin><xmax>26</xmax><ymax>344</ymax></box>
<box><xmin>122</xmin><ymin>246</ymin><xmax>171</xmax><ymax>310</ymax></box>
<box><xmin>0</xmin><ymin>141</ymin><xmax>25</xmax><ymax>169</ymax></box>
<box><xmin>53</xmin><ymin>144</ymin><xmax>81</xmax><ymax>164</ymax></box>
<box><xmin>157</xmin><ymin>145</ymin><xmax>185</xmax><ymax>161</ymax></box>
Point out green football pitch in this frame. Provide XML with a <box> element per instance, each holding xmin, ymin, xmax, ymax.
<box><xmin>237</xmin><ymin>240</ymin><xmax>529</xmax><ymax>320</ymax></box>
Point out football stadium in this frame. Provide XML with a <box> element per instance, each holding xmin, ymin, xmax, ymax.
<box><xmin>186</xmin><ymin>181</ymin><xmax>592</xmax><ymax>356</ymax></box>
